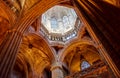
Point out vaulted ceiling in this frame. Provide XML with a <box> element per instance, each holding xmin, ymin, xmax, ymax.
<box><xmin>0</xmin><ymin>0</ymin><xmax>120</xmax><ymax>77</ymax></box>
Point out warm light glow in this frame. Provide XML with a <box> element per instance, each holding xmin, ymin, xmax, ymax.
<box><xmin>41</xmin><ymin>5</ymin><xmax>77</xmax><ymax>34</ymax></box>
<box><xmin>41</xmin><ymin>5</ymin><xmax>81</xmax><ymax>42</ymax></box>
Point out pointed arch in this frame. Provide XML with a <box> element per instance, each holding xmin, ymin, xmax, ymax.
<box><xmin>59</xmin><ymin>40</ymin><xmax>98</xmax><ymax>62</ymax></box>
<box><xmin>23</xmin><ymin>33</ymin><xmax>56</xmax><ymax>62</ymax></box>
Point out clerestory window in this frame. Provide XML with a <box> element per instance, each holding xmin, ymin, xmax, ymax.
<box><xmin>81</xmin><ymin>61</ymin><xmax>90</xmax><ymax>70</ymax></box>
<box><xmin>51</xmin><ymin>17</ymin><xmax>58</xmax><ymax>29</ymax></box>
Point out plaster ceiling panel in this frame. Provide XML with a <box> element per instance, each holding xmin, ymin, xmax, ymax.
<box><xmin>24</xmin><ymin>0</ymin><xmax>40</xmax><ymax>11</ymax></box>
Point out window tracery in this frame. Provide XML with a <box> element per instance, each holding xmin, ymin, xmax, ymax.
<box><xmin>81</xmin><ymin>61</ymin><xmax>90</xmax><ymax>70</ymax></box>
<box><xmin>51</xmin><ymin>17</ymin><xmax>58</xmax><ymax>29</ymax></box>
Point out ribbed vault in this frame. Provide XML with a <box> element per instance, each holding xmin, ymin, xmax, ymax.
<box><xmin>0</xmin><ymin>0</ymin><xmax>120</xmax><ymax>78</ymax></box>
<box><xmin>60</xmin><ymin>40</ymin><xmax>101</xmax><ymax>73</ymax></box>
<box><xmin>12</xmin><ymin>34</ymin><xmax>55</xmax><ymax>77</ymax></box>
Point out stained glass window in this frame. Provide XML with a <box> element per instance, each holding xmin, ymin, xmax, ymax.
<box><xmin>81</xmin><ymin>61</ymin><xmax>90</xmax><ymax>70</ymax></box>
<box><xmin>41</xmin><ymin>5</ymin><xmax>81</xmax><ymax>42</ymax></box>
<box><xmin>63</xmin><ymin>16</ymin><xmax>69</xmax><ymax>26</ymax></box>
<box><xmin>51</xmin><ymin>18</ymin><xmax>58</xmax><ymax>29</ymax></box>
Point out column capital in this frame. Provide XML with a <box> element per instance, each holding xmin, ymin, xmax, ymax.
<box><xmin>50</xmin><ymin>61</ymin><xmax>64</xmax><ymax>78</ymax></box>
<box><xmin>50</xmin><ymin>61</ymin><xmax>63</xmax><ymax>71</ymax></box>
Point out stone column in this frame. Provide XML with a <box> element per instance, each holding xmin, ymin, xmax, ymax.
<box><xmin>0</xmin><ymin>30</ymin><xmax>23</xmax><ymax>78</ymax></box>
<box><xmin>73</xmin><ymin>0</ymin><xmax>120</xmax><ymax>77</ymax></box>
<box><xmin>51</xmin><ymin>61</ymin><xmax>64</xmax><ymax>78</ymax></box>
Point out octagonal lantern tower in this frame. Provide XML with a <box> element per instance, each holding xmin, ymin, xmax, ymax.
<box><xmin>41</xmin><ymin>5</ymin><xmax>81</xmax><ymax>43</ymax></box>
